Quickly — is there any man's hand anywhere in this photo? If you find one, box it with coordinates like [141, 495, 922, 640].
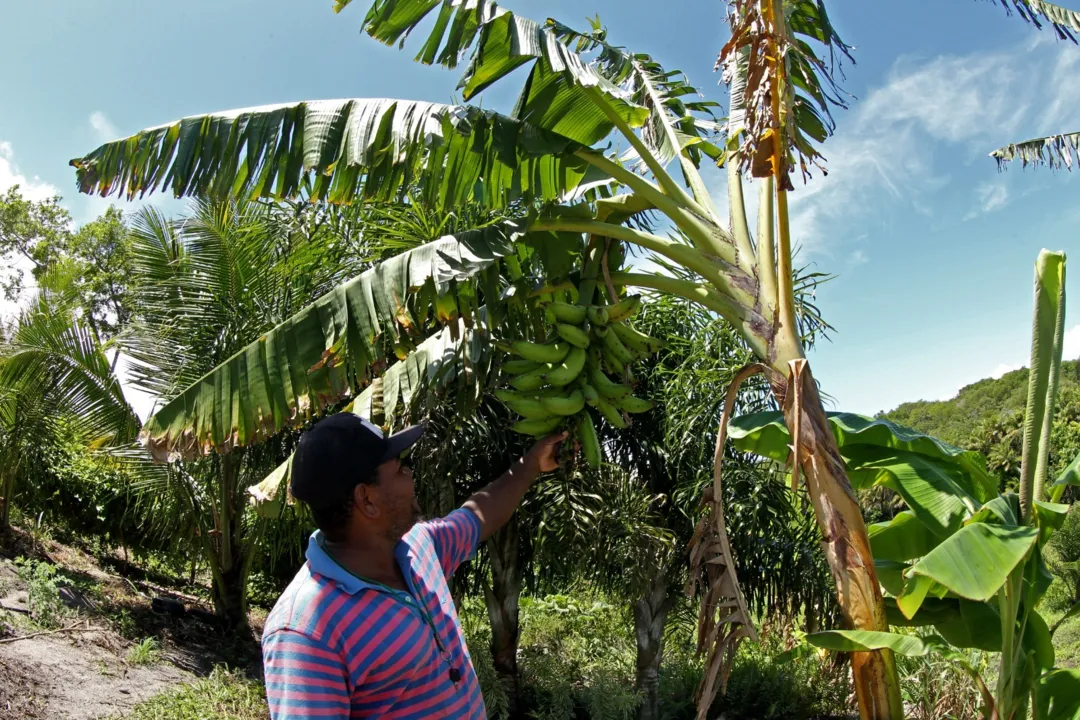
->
[527, 431, 568, 473]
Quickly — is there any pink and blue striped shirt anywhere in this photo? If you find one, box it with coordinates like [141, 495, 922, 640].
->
[262, 508, 485, 719]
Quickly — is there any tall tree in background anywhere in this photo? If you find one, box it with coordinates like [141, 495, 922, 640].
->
[0, 290, 139, 531]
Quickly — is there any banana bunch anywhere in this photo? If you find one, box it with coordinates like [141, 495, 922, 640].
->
[496, 294, 664, 468]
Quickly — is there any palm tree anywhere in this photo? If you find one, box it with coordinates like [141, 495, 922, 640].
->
[117, 198, 369, 629]
[0, 290, 139, 531]
[68, 0, 1080, 712]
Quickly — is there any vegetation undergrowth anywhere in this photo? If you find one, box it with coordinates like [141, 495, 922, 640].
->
[108, 667, 268, 720]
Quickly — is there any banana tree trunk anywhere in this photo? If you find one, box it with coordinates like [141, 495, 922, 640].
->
[634, 569, 672, 720]
[780, 360, 901, 718]
[483, 519, 522, 717]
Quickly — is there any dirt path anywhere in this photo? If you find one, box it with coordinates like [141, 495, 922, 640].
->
[0, 629, 195, 719]
[0, 536, 236, 720]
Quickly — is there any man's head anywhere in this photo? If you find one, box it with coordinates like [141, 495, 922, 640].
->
[290, 414, 425, 544]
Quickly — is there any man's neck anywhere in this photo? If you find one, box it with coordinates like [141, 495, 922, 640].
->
[324, 533, 408, 591]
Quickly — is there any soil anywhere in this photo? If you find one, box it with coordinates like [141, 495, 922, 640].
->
[0, 628, 193, 719]
[0, 527, 264, 719]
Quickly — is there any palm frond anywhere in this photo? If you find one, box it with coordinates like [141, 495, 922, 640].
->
[70, 99, 588, 210]
[139, 222, 518, 461]
[984, 0, 1080, 42]
[991, 130, 1080, 170]
[0, 295, 139, 446]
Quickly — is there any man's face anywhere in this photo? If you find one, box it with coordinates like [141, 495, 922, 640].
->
[372, 456, 422, 541]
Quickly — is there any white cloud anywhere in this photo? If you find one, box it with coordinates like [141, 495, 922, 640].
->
[849, 249, 869, 266]
[1064, 324, 1080, 362]
[1037, 47, 1080, 135]
[786, 41, 1080, 256]
[990, 362, 1022, 379]
[964, 180, 1010, 220]
[0, 141, 57, 202]
[89, 111, 118, 142]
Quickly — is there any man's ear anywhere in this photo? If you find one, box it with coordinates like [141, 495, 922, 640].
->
[353, 483, 381, 520]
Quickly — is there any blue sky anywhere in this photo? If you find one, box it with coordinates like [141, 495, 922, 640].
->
[1, 0, 1077, 419]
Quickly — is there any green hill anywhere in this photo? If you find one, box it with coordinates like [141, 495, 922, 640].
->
[881, 359, 1080, 490]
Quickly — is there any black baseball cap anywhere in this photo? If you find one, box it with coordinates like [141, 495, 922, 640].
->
[290, 413, 424, 507]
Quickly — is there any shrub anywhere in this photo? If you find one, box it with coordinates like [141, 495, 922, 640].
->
[1048, 506, 1080, 613]
[460, 591, 851, 720]
[15, 558, 69, 629]
[895, 647, 988, 720]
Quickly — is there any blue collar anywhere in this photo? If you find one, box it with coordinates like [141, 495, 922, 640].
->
[305, 530, 419, 597]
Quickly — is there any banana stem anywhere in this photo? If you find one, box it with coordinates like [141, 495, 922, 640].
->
[607, 271, 769, 359]
[584, 86, 713, 223]
[773, 189, 803, 365]
[727, 155, 756, 274]
[574, 150, 735, 263]
[576, 239, 604, 306]
[757, 176, 778, 324]
[532, 218, 750, 306]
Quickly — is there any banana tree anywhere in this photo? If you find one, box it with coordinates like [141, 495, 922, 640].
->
[729, 251, 1071, 718]
[68, 0, 901, 713]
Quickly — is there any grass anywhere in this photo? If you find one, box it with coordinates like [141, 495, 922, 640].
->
[111, 667, 267, 720]
[126, 637, 160, 666]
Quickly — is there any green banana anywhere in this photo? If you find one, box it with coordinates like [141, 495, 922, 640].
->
[615, 395, 653, 414]
[510, 364, 552, 391]
[587, 306, 609, 327]
[582, 383, 600, 405]
[511, 340, 569, 364]
[507, 399, 558, 420]
[541, 389, 585, 416]
[611, 322, 664, 355]
[544, 346, 587, 387]
[502, 359, 542, 375]
[549, 302, 588, 325]
[588, 344, 603, 366]
[588, 364, 632, 400]
[606, 295, 641, 323]
[600, 345, 626, 375]
[495, 389, 557, 419]
[592, 325, 609, 338]
[511, 416, 563, 436]
[556, 323, 591, 349]
[592, 393, 627, 429]
[578, 413, 601, 469]
[600, 327, 635, 365]
[494, 388, 526, 402]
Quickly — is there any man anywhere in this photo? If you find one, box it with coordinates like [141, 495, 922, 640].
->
[262, 412, 566, 719]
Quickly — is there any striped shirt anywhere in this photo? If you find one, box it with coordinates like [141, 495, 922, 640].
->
[262, 508, 485, 719]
